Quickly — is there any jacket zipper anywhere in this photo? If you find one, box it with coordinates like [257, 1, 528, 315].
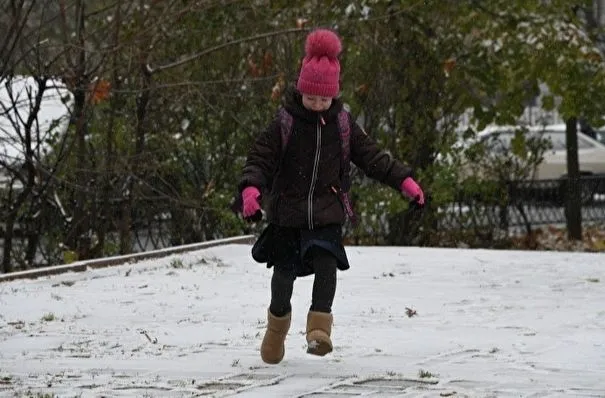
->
[308, 118, 322, 229]
[331, 185, 344, 211]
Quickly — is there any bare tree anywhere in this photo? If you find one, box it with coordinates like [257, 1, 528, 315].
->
[0, 1, 37, 79]
[1, 1, 76, 271]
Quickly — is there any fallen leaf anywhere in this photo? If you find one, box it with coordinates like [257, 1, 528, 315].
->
[405, 307, 417, 318]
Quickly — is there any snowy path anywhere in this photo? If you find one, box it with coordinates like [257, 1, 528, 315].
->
[0, 244, 604, 397]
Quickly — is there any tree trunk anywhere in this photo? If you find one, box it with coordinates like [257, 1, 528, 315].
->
[1, 78, 47, 273]
[64, 0, 91, 259]
[97, 3, 122, 258]
[565, 117, 582, 240]
[120, 2, 152, 254]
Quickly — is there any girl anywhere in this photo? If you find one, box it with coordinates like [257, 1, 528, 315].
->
[235, 28, 424, 364]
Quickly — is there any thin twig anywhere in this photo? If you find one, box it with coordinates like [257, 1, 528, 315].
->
[152, 27, 308, 74]
[139, 329, 158, 344]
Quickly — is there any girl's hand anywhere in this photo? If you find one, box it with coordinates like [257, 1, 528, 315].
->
[242, 186, 262, 220]
[400, 177, 425, 206]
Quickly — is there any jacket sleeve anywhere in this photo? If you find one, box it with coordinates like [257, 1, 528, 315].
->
[350, 120, 413, 190]
[238, 116, 282, 193]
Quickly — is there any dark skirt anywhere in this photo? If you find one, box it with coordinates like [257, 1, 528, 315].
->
[251, 223, 350, 277]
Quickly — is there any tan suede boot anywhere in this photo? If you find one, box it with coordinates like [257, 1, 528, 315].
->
[306, 311, 333, 356]
[260, 310, 291, 364]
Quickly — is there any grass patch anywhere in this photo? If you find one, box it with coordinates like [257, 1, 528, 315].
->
[418, 369, 437, 378]
[41, 313, 56, 322]
[24, 391, 54, 398]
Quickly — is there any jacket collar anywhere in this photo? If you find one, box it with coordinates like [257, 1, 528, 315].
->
[282, 85, 343, 124]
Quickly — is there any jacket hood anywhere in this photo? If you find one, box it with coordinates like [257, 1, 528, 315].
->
[282, 84, 344, 124]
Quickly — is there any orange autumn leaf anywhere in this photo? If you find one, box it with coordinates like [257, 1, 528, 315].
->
[296, 18, 309, 29]
[90, 80, 111, 104]
[443, 58, 457, 78]
[248, 57, 261, 77]
[584, 51, 602, 63]
[263, 51, 273, 71]
[443, 58, 456, 74]
[270, 74, 285, 102]
[355, 83, 369, 95]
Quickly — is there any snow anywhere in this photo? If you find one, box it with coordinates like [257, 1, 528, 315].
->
[0, 243, 604, 397]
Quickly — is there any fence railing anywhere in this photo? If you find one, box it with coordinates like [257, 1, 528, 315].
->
[345, 175, 605, 246]
[439, 175, 605, 232]
[0, 199, 234, 271]
[3, 176, 605, 272]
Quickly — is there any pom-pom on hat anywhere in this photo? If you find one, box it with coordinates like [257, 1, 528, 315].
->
[296, 29, 342, 98]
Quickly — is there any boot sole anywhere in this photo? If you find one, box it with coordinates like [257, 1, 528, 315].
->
[307, 340, 333, 356]
[261, 354, 284, 364]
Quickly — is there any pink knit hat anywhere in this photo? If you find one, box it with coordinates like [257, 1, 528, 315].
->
[296, 29, 342, 98]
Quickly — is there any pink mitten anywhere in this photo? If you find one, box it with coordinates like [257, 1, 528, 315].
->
[400, 177, 425, 205]
[242, 186, 261, 218]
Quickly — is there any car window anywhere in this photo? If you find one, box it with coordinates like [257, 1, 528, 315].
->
[480, 131, 514, 153]
[540, 130, 600, 150]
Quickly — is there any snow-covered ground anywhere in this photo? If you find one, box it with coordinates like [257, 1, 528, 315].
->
[0, 243, 604, 397]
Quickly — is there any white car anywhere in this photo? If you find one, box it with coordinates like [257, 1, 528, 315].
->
[473, 124, 605, 180]
[445, 123, 605, 204]
[1, 76, 72, 191]
[596, 129, 605, 146]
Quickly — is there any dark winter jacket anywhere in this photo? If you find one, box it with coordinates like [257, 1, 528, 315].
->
[238, 88, 413, 229]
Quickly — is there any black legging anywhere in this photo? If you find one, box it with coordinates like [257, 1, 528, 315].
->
[269, 246, 337, 317]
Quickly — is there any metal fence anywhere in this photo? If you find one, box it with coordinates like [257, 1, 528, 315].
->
[345, 175, 605, 246]
[3, 176, 605, 270]
[1, 199, 228, 270]
[439, 175, 605, 232]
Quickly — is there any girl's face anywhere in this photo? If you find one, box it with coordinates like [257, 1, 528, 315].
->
[302, 94, 333, 112]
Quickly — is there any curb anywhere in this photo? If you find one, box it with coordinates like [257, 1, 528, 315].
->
[0, 235, 256, 283]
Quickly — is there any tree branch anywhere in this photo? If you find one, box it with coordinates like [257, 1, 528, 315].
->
[152, 27, 308, 74]
[0, 0, 36, 77]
